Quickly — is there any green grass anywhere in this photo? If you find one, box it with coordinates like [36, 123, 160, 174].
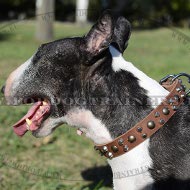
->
[0, 21, 189, 190]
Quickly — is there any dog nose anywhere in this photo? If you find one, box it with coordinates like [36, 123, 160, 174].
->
[1, 85, 5, 94]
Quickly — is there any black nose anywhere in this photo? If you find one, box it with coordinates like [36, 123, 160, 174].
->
[1, 85, 5, 94]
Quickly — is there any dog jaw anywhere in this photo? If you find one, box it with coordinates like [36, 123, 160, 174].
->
[32, 107, 113, 144]
[63, 108, 113, 144]
[32, 117, 65, 137]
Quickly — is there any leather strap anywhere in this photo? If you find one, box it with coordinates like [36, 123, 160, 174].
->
[94, 79, 186, 159]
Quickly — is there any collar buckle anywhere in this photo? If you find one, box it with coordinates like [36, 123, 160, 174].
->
[160, 73, 190, 96]
[159, 74, 175, 85]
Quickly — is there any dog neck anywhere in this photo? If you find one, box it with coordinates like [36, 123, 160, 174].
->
[110, 46, 169, 107]
[107, 46, 169, 190]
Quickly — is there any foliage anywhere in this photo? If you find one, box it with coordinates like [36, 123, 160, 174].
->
[88, 0, 190, 27]
[0, 0, 190, 26]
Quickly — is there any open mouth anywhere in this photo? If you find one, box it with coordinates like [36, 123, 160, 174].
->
[12, 97, 85, 138]
[13, 100, 51, 137]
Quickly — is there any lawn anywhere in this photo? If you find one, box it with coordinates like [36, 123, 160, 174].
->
[0, 20, 189, 190]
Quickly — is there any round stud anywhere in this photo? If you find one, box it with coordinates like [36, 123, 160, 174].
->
[108, 152, 113, 159]
[162, 107, 170, 115]
[128, 135, 136, 143]
[123, 145, 129, 152]
[159, 119, 165, 125]
[147, 121, 155, 129]
[111, 145, 119, 153]
[154, 112, 160, 118]
[142, 133, 147, 139]
[181, 94, 185, 98]
[168, 98, 174, 105]
[136, 127, 142, 132]
[102, 146, 108, 153]
[176, 87, 181, 92]
[172, 105, 177, 111]
[174, 95, 180, 102]
[118, 138, 124, 146]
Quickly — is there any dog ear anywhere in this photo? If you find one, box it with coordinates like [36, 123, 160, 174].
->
[85, 11, 114, 56]
[111, 16, 131, 53]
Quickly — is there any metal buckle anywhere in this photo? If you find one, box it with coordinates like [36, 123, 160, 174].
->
[160, 73, 190, 96]
[159, 74, 175, 85]
[171, 73, 190, 83]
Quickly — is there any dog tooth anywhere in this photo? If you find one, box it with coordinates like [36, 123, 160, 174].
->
[77, 129, 83, 136]
[43, 101, 48, 106]
[26, 118, 32, 126]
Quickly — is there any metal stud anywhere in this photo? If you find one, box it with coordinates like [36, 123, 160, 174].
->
[128, 135, 136, 143]
[111, 145, 119, 153]
[102, 146, 108, 153]
[142, 133, 147, 139]
[136, 127, 142, 132]
[159, 119, 165, 125]
[181, 94, 185, 98]
[123, 145, 129, 152]
[162, 107, 170, 115]
[168, 98, 174, 105]
[176, 87, 181, 92]
[154, 112, 160, 118]
[172, 105, 177, 111]
[108, 152, 113, 159]
[118, 138, 124, 146]
[174, 95, 180, 102]
[147, 121, 155, 129]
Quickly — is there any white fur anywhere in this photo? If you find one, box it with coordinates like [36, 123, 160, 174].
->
[5, 57, 33, 102]
[110, 46, 169, 108]
[108, 140, 153, 190]
[62, 108, 112, 144]
[5, 57, 32, 104]
[11, 57, 32, 88]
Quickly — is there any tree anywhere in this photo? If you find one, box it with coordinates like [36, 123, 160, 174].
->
[76, 0, 89, 23]
[35, 0, 55, 42]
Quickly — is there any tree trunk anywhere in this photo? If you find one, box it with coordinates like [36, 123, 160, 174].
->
[36, 0, 55, 42]
[76, 0, 89, 23]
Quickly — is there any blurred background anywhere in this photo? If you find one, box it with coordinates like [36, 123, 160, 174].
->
[0, 0, 189, 190]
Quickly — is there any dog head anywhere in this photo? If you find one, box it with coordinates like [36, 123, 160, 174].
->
[2, 12, 147, 145]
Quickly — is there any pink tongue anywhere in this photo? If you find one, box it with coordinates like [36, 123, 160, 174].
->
[13, 101, 50, 137]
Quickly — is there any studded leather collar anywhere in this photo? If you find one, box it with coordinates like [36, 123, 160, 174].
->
[94, 74, 190, 159]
